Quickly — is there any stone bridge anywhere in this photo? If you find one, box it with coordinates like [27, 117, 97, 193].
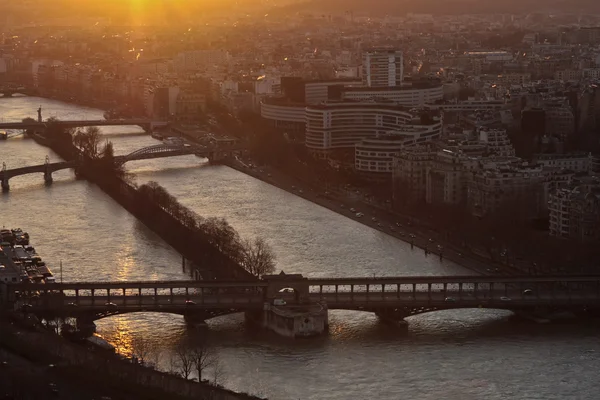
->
[0, 119, 168, 132]
[0, 143, 246, 191]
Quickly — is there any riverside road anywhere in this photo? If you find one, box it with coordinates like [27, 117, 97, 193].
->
[1, 96, 600, 400]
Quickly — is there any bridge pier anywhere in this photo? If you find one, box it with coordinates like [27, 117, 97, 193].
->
[44, 170, 53, 185]
[184, 312, 208, 328]
[1, 177, 9, 192]
[76, 317, 97, 337]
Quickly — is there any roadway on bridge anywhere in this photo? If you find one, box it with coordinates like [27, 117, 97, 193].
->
[23, 289, 598, 316]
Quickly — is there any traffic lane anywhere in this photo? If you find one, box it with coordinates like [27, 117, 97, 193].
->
[29, 294, 265, 308]
[31, 291, 594, 311]
[314, 291, 595, 305]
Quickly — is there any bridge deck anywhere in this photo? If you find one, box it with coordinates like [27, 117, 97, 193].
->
[9, 275, 600, 320]
[1, 144, 245, 180]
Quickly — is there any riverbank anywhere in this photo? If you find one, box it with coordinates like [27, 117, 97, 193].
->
[223, 158, 514, 277]
[0, 313, 264, 400]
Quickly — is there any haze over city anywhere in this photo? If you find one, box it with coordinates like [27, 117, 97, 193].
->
[0, 1, 599, 399]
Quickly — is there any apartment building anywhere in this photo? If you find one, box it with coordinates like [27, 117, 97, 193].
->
[362, 48, 404, 87]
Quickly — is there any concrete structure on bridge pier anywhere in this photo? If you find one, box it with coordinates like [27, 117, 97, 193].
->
[0, 84, 36, 97]
[0, 143, 246, 191]
[3, 274, 600, 338]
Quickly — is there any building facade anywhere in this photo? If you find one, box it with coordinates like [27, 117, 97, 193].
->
[339, 83, 443, 107]
[304, 102, 436, 158]
[355, 121, 443, 178]
[362, 49, 404, 87]
[549, 179, 600, 242]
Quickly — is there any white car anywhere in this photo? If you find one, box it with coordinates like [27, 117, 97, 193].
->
[444, 297, 457, 302]
[500, 296, 512, 301]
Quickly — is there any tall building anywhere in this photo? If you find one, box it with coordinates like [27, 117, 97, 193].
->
[362, 49, 404, 87]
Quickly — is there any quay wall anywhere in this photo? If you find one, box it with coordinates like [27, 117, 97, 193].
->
[45, 136, 254, 281]
[0, 314, 264, 400]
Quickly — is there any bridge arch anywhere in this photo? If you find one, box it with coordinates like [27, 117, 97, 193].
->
[115, 144, 200, 166]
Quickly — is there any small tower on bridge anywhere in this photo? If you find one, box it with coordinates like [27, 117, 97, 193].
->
[43, 155, 53, 185]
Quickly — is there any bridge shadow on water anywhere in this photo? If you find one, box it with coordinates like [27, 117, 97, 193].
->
[126, 161, 210, 177]
[0, 175, 79, 196]
[150, 309, 600, 353]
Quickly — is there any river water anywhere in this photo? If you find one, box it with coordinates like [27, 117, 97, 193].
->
[1, 96, 599, 400]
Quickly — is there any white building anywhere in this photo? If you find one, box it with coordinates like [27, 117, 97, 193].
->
[304, 102, 434, 157]
[534, 153, 592, 173]
[355, 121, 443, 177]
[339, 82, 443, 107]
[362, 49, 404, 87]
[260, 97, 306, 136]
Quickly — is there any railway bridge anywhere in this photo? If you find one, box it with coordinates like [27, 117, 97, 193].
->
[4, 274, 600, 334]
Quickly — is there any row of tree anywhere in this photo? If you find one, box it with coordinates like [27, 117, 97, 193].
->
[38, 118, 277, 278]
[138, 181, 277, 278]
[128, 336, 224, 386]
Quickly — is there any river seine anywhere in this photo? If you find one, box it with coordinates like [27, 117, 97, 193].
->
[1, 96, 599, 400]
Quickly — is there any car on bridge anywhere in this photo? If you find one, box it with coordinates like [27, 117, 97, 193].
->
[185, 300, 196, 306]
[104, 302, 117, 309]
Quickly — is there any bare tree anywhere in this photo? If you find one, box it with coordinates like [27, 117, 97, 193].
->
[173, 344, 195, 380]
[190, 341, 217, 383]
[211, 357, 226, 386]
[239, 237, 276, 277]
[130, 336, 155, 365]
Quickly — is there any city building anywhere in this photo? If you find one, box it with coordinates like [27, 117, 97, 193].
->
[334, 81, 444, 107]
[467, 163, 546, 217]
[549, 178, 600, 241]
[175, 91, 206, 122]
[362, 48, 404, 87]
[426, 149, 478, 206]
[393, 145, 433, 205]
[478, 128, 515, 157]
[260, 97, 307, 139]
[354, 118, 443, 178]
[280, 77, 362, 105]
[533, 153, 592, 173]
[423, 99, 508, 112]
[304, 102, 438, 159]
